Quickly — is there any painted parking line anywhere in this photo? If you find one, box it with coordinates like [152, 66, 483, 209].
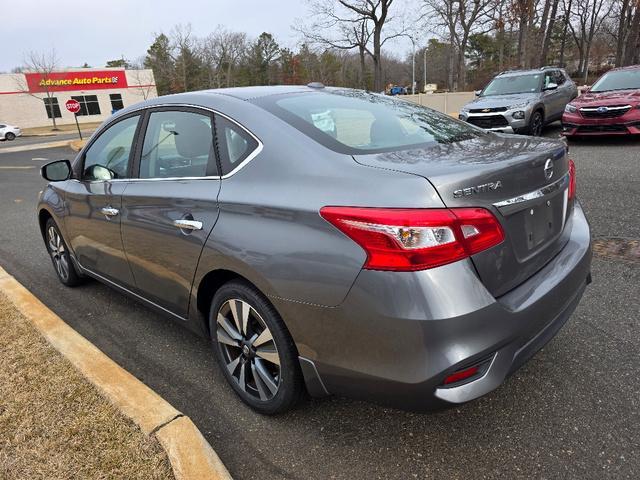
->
[32, 157, 49, 161]
[0, 166, 36, 169]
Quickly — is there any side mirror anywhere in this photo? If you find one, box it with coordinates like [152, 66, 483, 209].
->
[544, 83, 559, 91]
[474, 90, 482, 96]
[41, 160, 72, 182]
[84, 164, 115, 181]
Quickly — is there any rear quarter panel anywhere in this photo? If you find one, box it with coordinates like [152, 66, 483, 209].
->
[190, 96, 444, 314]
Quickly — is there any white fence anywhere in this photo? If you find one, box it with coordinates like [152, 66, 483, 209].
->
[400, 92, 476, 116]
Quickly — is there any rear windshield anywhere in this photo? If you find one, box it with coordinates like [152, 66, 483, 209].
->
[254, 90, 485, 154]
[591, 69, 640, 92]
[482, 74, 542, 96]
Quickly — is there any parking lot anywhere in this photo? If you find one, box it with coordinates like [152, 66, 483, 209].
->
[0, 126, 638, 479]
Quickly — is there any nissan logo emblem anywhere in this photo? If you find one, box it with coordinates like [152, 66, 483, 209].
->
[543, 159, 554, 180]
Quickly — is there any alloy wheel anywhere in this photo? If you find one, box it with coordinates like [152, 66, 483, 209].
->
[215, 298, 281, 401]
[47, 226, 69, 281]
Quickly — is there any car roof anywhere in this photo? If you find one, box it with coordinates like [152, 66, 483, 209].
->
[200, 85, 324, 101]
[497, 67, 563, 77]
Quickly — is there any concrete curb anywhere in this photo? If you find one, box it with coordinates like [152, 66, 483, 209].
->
[69, 139, 87, 152]
[0, 140, 73, 154]
[0, 266, 232, 480]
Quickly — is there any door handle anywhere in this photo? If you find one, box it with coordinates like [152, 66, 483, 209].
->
[173, 219, 203, 231]
[100, 207, 119, 217]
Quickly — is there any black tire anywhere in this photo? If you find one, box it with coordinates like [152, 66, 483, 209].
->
[4, 132, 15, 141]
[44, 218, 82, 287]
[209, 280, 304, 414]
[527, 110, 544, 136]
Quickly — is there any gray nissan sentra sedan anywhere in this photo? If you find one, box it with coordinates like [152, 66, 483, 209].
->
[38, 85, 592, 414]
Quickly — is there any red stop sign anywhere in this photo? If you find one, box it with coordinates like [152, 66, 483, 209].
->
[65, 99, 81, 114]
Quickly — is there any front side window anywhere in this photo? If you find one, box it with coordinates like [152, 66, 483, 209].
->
[256, 90, 484, 155]
[553, 70, 566, 85]
[591, 69, 640, 92]
[44, 97, 62, 119]
[482, 74, 542, 96]
[215, 115, 259, 175]
[83, 115, 140, 180]
[71, 95, 101, 116]
[139, 110, 216, 179]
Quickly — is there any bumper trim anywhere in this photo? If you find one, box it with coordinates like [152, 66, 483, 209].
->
[435, 279, 587, 404]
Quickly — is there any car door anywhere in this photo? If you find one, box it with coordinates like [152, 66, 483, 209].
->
[64, 113, 142, 286]
[555, 70, 577, 106]
[120, 107, 221, 317]
[542, 71, 564, 120]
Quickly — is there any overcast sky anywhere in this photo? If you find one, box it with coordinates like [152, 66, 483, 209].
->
[1, 0, 415, 72]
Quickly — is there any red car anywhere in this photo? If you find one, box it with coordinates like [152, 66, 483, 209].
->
[562, 65, 640, 137]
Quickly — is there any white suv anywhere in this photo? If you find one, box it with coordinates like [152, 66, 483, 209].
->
[0, 124, 22, 141]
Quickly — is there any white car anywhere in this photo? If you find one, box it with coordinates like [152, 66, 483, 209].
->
[0, 123, 22, 141]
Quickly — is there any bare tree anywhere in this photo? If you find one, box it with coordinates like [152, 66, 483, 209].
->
[16, 50, 61, 130]
[128, 67, 155, 100]
[296, 0, 372, 88]
[425, 0, 496, 90]
[298, 0, 405, 91]
[567, 0, 610, 82]
[538, 0, 561, 66]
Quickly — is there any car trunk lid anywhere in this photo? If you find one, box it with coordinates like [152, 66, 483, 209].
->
[353, 133, 572, 297]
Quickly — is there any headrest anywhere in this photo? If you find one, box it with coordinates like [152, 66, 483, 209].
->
[174, 117, 212, 159]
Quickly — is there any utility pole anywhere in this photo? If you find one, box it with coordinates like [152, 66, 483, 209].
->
[411, 37, 416, 95]
[423, 47, 427, 92]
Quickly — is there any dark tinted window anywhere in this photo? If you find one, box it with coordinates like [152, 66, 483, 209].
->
[256, 90, 484, 155]
[139, 110, 217, 179]
[71, 95, 101, 116]
[591, 69, 640, 92]
[44, 97, 62, 119]
[110, 93, 124, 112]
[83, 115, 139, 180]
[215, 115, 259, 175]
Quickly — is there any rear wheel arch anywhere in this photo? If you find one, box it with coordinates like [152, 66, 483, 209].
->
[196, 269, 275, 331]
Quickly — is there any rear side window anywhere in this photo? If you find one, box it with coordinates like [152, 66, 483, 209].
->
[139, 110, 217, 179]
[215, 115, 259, 176]
[83, 115, 140, 180]
[255, 90, 484, 155]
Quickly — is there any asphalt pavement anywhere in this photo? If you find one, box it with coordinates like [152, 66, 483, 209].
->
[0, 130, 638, 479]
[0, 132, 88, 150]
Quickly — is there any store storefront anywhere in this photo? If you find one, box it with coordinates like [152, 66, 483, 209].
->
[0, 68, 157, 128]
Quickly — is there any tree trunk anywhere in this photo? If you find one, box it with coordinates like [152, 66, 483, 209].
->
[540, 0, 560, 66]
[559, 0, 572, 67]
[624, 7, 640, 66]
[359, 45, 367, 90]
[517, 10, 528, 68]
[457, 46, 466, 90]
[616, 0, 631, 66]
[372, 27, 383, 92]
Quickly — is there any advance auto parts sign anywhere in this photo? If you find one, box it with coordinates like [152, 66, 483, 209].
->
[25, 70, 128, 93]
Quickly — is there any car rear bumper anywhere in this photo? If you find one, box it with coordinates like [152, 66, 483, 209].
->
[276, 202, 592, 410]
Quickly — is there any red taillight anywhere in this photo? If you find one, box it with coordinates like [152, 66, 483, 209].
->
[319, 206, 505, 271]
[568, 158, 576, 200]
[443, 365, 480, 385]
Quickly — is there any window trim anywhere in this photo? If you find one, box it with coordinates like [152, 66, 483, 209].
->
[76, 112, 144, 182]
[133, 106, 219, 180]
[74, 103, 263, 183]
